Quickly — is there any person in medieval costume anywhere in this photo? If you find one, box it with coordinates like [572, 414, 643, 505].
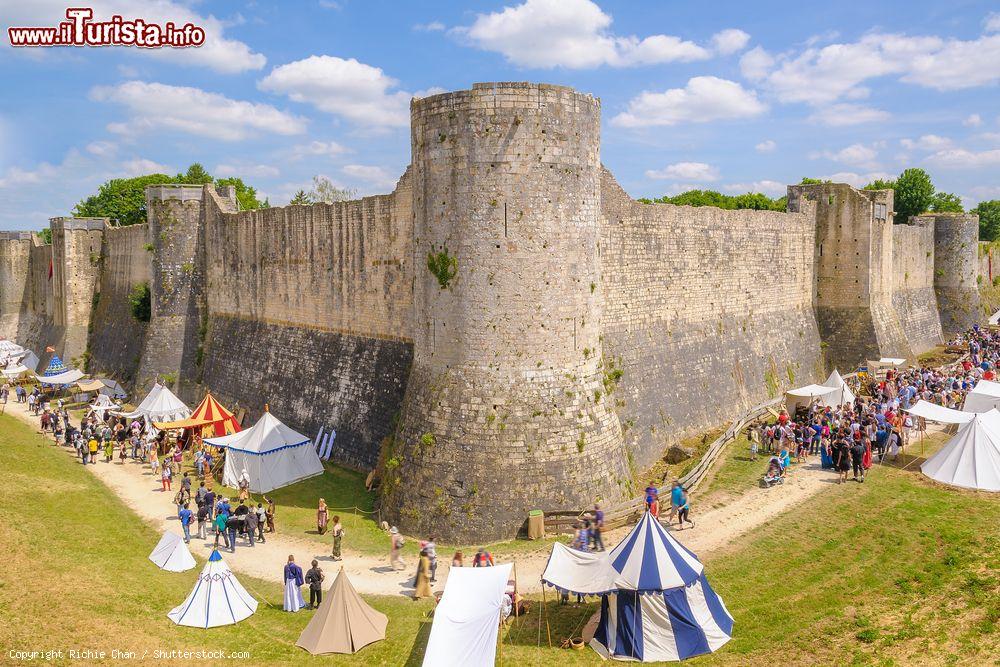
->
[238, 469, 251, 502]
[316, 498, 328, 535]
[283, 555, 305, 612]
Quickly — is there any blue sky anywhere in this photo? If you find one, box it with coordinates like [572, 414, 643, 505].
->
[1, 0, 999, 230]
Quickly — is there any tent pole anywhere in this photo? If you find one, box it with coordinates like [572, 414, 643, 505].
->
[498, 607, 504, 666]
[541, 582, 552, 648]
[513, 561, 519, 618]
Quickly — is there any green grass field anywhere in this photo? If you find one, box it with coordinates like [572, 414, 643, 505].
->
[1, 412, 996, 665]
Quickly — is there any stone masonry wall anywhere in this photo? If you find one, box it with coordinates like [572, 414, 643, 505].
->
[891, 219, 942, 354]
[600, 169, 823, 470]
[788, 183, 910, 370]
[199, 176, 414, 470]
[88, 223, 151, 384]
[928, 213, 982, 336]
[0, 232, 33, 341]
[388, 83, 630, 542]
[49, 217, 105, 365]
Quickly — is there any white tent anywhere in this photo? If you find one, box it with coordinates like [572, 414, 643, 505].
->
[148, 531, 196, 572]
[87, 393, 119, 419]
[0, 339, 25, 365]
[2, 362, 32, 379]
[962, 379, 1000, 413]
[906, 400, 975, 424]
[921, 410, 1000, 492]
[879, 357, 907, 366]
[205, 410, 324, 493]
[34, 368, 85, 385]
[422, 563, 513, 667]
[990, 310, 1000, 326]
[19, 350, 39, 372]
[823, 369, 856, 405]
[167, 549, 257, 628]
[542, 512, 732, 662]
[116, 383, 190, 423]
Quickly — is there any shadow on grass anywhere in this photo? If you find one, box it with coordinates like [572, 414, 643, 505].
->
[503, 598, 599, 648]
[403, 616, 434, 667]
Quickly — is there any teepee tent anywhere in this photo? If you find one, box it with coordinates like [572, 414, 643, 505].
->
[422, 562, 513, 667]
[543, 512, 733, 662]
[205, 409, 324, 493]
[148, 531, 196, 572]
[117, 383, 191, 423]
[154, 392, 241, 437]
[296, 568, 388, 655]
[921, 410, 1000, 492]
[823, 369, 856, 406]
[167, 549, 257, 628]
[41, 354, 67, 376]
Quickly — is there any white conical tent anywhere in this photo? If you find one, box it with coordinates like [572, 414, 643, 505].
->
[823, 369, 856, 405]
[921, 411, 1000, 492]
[148, 531, 196, 572]
[116, 383, 190, 423]
[205, 410, 324, 493]
[167, 549, 257, 628]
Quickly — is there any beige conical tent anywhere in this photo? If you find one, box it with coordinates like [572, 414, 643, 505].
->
[296, 568, 388, 655]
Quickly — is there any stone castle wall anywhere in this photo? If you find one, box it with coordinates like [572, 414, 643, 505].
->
[88, 223, 151, 384]
[600, 170, 823, 470]
[891, 219, 942, 354]
[199, 176, 415, 470]
[0, 80, 984, 541]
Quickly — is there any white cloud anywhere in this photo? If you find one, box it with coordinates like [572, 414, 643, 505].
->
[612, 77, 767, 128]
[722, 180, 786, 197]
[926, 148, 1000, 168]
[900, 134, 952, 151]
[2, 1, 265, 73]
[711, 29, 750, 55]
[645, 162, 719, 181]
[963, 113, 983, 127]
[214, 163, 280, 179]
[810, 143, 880, 168]
[755, 139, 777, 153]
[341, 164, 397, 190]
[744, 29, 1000, 107]
[85, 141, 117, 157]
[415, 21, 445, 31]
[90, 81, 307, 141]
[319, 0, 342, 9]
[807, 103, 890, 126]
[987, 13, 1000, 33]
[120, 158, 172, 176]
[455, 0, 745, 68]
[259, 56, 412, 128]
[289, 141, 350, 160]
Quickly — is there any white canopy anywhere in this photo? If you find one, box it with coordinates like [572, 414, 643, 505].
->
[87, 394, 119, 418]
[34, 368, 85, 385]
[990, 310, 1000, 326]
[906, 400, 974, 424]
[422, 563, 513, 667]
[205, 410, 324, 493]
[921, 410, 1000, 492]
[962, 379, 1000, 413]
[784, 381, 854, 415]
[148, 531, 196, 572]
[167, 549, 257, 627]
[0, 339, 25, 364]
[116, 383, 190, 423]
[2, 362, 32, 379]
[19, 350, 39, 372]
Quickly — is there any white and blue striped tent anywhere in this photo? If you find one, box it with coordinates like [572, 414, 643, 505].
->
[542, 512, 733, 662]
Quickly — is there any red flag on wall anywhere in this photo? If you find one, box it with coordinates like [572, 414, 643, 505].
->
[48, 258, 53, 280]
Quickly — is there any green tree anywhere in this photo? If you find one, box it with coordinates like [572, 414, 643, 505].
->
[177, 163, 213, 185]
[863, 178, 896, 191]
[37, 228, 52, 244]
[289, 189, 313, 206]
[646, 189, 785, 211]
[929, 191, 964, 213]
[74, 173, 174, 226]
[308, 175, 357, 203]
[893, 168, 935, 224]
[215, 177, 266, 210]
[800, 177, 831, 185]
[974, 200, 1000, 242]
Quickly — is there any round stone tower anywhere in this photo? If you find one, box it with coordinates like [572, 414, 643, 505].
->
[932, 213, 981, 335]
[385, 82, 629, 542]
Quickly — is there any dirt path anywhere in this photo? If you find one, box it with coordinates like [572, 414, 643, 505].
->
[5, 398, 890, 597]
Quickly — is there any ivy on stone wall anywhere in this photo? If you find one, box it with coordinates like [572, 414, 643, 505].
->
[127, 282, 151, 323]
[427, 246, 458, 289]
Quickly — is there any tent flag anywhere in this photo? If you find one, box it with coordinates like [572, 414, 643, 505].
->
[422, 563, 513, 667]
[148, 531, 196, 572]
[314, 427, 325, 454]
[921, 411, 1000, 492]
[296, 568, 388, 655]
[167, 549, 257, 628]
[205, 410, 324, 493]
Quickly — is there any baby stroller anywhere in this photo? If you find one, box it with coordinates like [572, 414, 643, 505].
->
[761, 457, 785, 487]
